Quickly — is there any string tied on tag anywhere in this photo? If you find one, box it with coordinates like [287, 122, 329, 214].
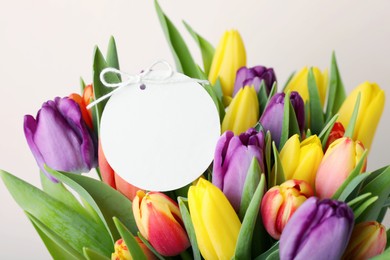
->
[87, 60, 209, 109]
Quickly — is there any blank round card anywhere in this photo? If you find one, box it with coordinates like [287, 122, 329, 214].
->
[100, 69, 221, 191]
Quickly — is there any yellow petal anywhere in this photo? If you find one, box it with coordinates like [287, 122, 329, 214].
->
[280, 134, 301, 180]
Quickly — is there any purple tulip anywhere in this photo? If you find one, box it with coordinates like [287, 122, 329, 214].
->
[259, 92, 304, 148]
[212, 128, 264, 211]
[233, 65, 276, 96]
[279, 197, 354, 260]
[24, 97, 97, 181]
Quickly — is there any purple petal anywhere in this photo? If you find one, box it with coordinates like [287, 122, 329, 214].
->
[212, 131, 235, 189]
[290, 91, 305, 133]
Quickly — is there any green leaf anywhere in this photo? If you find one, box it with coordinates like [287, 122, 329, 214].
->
[279, 93, 291, 150]
[347, 192, 372, 208]
[212, 78, 224, 102]
[178, 197, 201, 260]
[332, 150, 367, 200]
[92, 46, 120, 132]
[80, 77, 86, 92]
[183, 21, 215, 76]
[270, 142, 285, 187]
[325, 52, 346, 120]
[47, 168, 138, 240]
[254, 242, 279, 260]
[154, 0, 202, 79]
[357, 166, 390, 222]
[203, 83, 225, 122]
[318, 114, 338, 150]
[26, 212, 85, 260]
[239, 158, 262, 220]
[0, 170, 112, 256]
[283, 71, 295, 90]
[113, 217, 147, 260]
[337, 172, 370, 202]
[370, 246, 390, 260]
[137, 232, 166, 260]
[40, 172, 91, 220]
[344, 93, 361, 138]
[106, 36, 120, 71]
[353, 196, 378, 220]
[83, 247, 111, 260]
[307, 67, 324, 134]
[265, 131, 272, 182]
[234, 174, 266, 260]
[258, 80, 268, 115]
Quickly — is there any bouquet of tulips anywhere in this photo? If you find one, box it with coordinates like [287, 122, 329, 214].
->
[2, 1, 390, 259]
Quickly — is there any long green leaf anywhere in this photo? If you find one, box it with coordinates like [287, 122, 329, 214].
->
[318, 114, 338, 150]
[325, 52, 346, 119]
[337, 172, 370, 202]
[234, 174, 266, 260]
[254, 242, 279, 260]
[178, 197, 201, 260]
[183, 21, 215, 76]
[26, 212, 85, 260]
[154, 0, 202, 79]
[353, 196, 378, 220]
[113, 217, 147, 260]
[347, 192, 372, 208]
[344, 93, 361, 138]
[203, 83, 225, 122]
[137, 232, 166, 260]
[83, 248, 111, 260]
[106, 36, 120, 70]
[239, 158, 262, 220]
[265, 131, 272, 182]
[307, 67, 324, 134]
[270, 142, 285, 187]
[47, 168, 138, 240]
[0, 170, 112, 256]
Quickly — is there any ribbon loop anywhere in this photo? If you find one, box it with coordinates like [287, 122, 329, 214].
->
[87, 60, 208, 110]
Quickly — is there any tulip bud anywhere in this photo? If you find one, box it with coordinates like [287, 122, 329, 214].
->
[132, 191, 190, 256]
[338, 82, 385, 150]
[222, 86, 259, 135]
[280, 134, 323, 188]
[261, 179, 313, 239]
[259, 92, 305, 148]
[98, 140, 141, 201]
[343, 221, 387, 260]
[284, 66, 328, 106]
[69, 84, 94, 129]
[325, 122, 345, 151]
[315, 137, 366, 199]
[188, 178, 241, 260]
[280, 197, 354, 260]
[111, 237, 156, 260]
[213, 128, 264, 211]
[208, 30, 246, 97]
[233, 65, 276, 96]
[24, 97, 97, 182]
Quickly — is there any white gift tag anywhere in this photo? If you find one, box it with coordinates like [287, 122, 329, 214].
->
[100, 69, 221, 191]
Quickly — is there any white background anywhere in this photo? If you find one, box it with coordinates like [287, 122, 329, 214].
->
[1, 0, 389, 258]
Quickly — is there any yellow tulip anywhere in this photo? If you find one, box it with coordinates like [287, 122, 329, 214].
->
[221, 86, 259, 135]
[208, 30, 246, 98]
[284, 67, 328, 106]
[188, 178, 241, 260]
[280, 134, 324, 189]
[337, 82, 385, 150]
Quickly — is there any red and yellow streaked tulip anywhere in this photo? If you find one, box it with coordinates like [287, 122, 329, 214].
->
[222, 86, 259, 135]
[325, 121, 345, 151]
[279, 134, 323, 189]
[315, 137, 366, 199]
[132, 191, 190, 256]
[260, 179, 313, 239]
[208, 30, 246, 98]
[338, 82, 385, 150]
[111, 237, 156, 260]
[284, 66, 328, 106]
[343, 221, 387, 260]
[188, 178, 241, 260]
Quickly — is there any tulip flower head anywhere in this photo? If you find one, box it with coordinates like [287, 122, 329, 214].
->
[233, 65, 276, 96]
[222, 86, 259, 135]
[261, 179, 314, 239]
[324, 121, 345, 151]
[279, 197, 354, 260]
[259, 92, 305, 148]
[284, 66, 328, 106]
[343, 221, 387, 260]
[213, 128, 264, 211]
[280, 134, 323, 188]
[24, 97, 98, 182]
[315, 137, 366, 199]
[188, 178, 241, 260]
[208, 30, 246, 98]
[132, 191, 190, 256]
[338, 82, 385, 150]
[111, 237, 156, 260]
[69, 84, 94, 129]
